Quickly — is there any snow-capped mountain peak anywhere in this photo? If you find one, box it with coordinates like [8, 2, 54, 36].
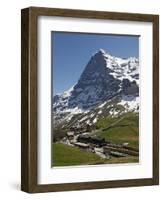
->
[53, 49, 139, 128]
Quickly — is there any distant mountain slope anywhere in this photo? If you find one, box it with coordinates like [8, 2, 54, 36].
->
[53, 49, 139, 128]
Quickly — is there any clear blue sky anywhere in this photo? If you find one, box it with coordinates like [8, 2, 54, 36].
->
[52, 32, 139, 95]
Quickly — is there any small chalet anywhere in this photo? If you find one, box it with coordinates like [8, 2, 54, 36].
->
[66, 131, 74, 140]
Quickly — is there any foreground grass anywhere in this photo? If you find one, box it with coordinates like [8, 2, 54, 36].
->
[52, 143, 104, 166]
[103, 156, 139, 164]
[52, 143, 139, 167]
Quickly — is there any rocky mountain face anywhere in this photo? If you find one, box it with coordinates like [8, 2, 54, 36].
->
[53, 49, 139, 128]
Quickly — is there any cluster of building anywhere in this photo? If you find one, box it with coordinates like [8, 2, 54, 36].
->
[60, 130, 139, 159]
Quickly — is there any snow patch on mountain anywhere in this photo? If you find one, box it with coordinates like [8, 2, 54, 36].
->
[117, 95, 139, 112]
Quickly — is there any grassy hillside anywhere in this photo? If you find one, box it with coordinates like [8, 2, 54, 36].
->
[96, 112, 139, 148]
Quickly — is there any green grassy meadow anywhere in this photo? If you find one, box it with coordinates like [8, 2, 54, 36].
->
[52, 143, 104, 166]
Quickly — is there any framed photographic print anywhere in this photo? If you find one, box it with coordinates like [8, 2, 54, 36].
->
[21, 7, 159, 193]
